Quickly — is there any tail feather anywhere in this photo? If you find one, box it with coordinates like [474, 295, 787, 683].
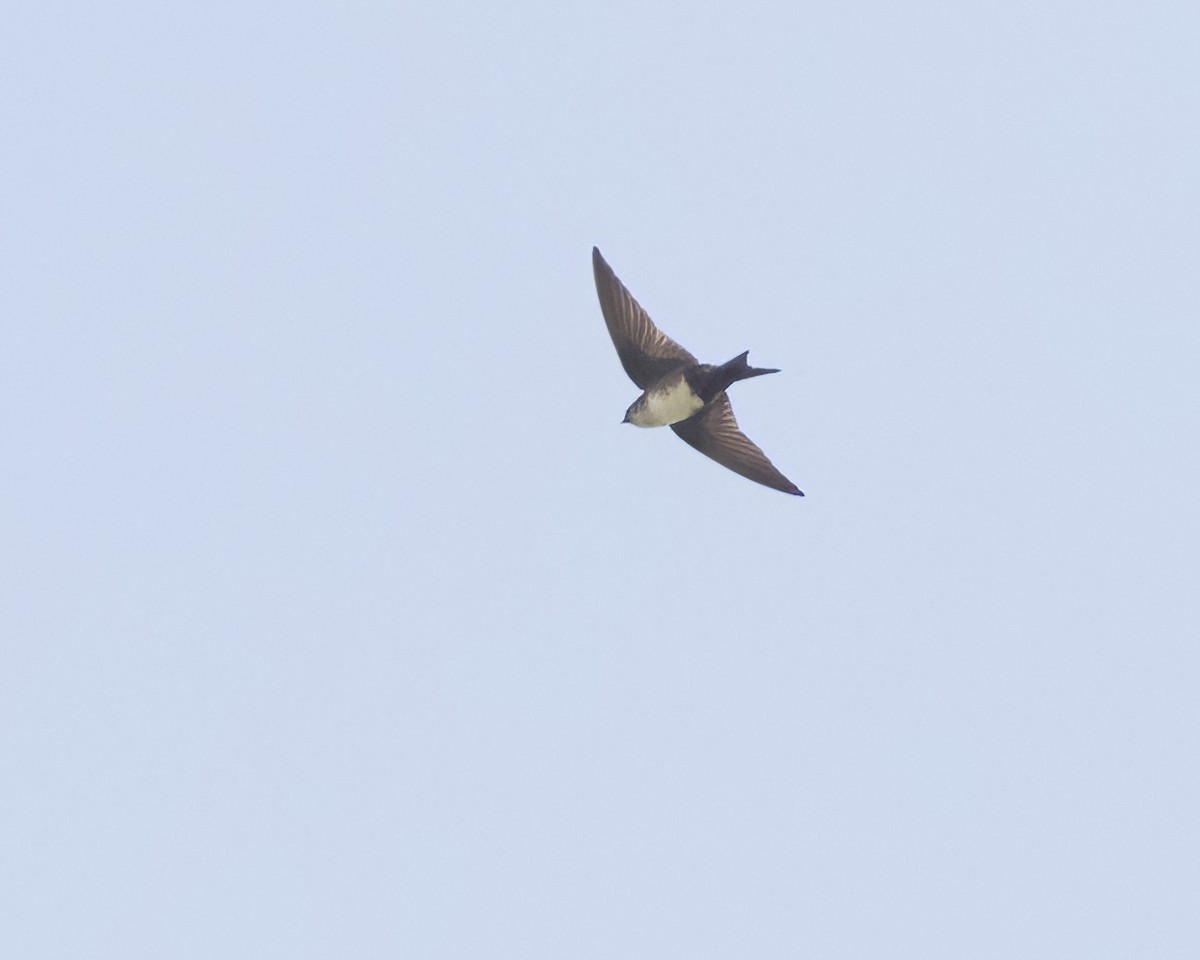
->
[719, 350, 779, 383]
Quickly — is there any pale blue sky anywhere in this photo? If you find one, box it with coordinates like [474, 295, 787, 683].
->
[3, 2, 1198, 957]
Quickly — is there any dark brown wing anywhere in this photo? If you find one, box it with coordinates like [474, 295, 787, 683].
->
[592, 247, 696, 389]
[671, 393, 803, 495]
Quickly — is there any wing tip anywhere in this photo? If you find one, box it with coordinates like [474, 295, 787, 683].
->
[776, 478, 804, 496]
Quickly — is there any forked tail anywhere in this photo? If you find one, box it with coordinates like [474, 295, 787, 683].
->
[717, 350, 780, 386]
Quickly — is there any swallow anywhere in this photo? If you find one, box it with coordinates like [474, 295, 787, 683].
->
[592, 247, 803, 496]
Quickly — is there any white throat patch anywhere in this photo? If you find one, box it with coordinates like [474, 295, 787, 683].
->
[628, 377, 704, 427]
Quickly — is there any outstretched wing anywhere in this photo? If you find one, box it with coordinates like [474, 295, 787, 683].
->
[592, 247, 696, 389]
[671, 393, 803, 496]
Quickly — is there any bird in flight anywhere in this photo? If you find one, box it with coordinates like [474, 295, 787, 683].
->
[592, 247, 803, 496]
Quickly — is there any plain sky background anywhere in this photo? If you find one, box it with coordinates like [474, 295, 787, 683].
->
[3, 1, 1198, 957]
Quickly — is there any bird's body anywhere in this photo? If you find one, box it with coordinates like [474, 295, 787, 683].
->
[592, 247, 803, 496]
[624, 370, 705, 427]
